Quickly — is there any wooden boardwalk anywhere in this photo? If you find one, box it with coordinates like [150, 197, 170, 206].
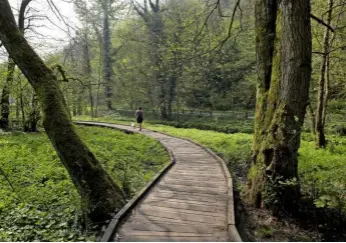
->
[75, 122, 241, 242]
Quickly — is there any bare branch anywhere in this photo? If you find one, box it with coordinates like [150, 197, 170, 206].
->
[310, 13, 335, 32]
[18, 0, 33, 31]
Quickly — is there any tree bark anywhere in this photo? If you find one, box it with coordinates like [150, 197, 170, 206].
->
[0, 0, 125, 222]
[0, 58, 15, 130]
[315, 0, 333, 148]
[247, 0, 312, 214]
[102, 1, 115, 111]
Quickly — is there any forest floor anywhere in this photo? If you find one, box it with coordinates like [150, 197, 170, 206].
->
[0, 126, 169, 241]
[75, 116, 346, 241]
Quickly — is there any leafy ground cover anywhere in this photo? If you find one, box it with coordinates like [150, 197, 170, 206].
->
[0, 126, 168, 241]
[76, 116, 346, 241]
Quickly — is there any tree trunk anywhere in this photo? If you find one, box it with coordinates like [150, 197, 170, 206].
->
[0, 58, 15, 130]
[77, 87, 85, 116]
[135, 0, 168, 119]
[315, 0, 333, 148]
[102, 1, 114, 111]
[25, 92, 40, 132]
[0, 0, 125, 222]
[307, 101, 316, 135]
[322, 53, 330, 127]
[82, 31, 94, 117]
[247, 0, 312, 214]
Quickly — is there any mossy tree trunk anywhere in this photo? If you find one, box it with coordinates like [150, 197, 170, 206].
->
[315, 0, 333, 148]
[102, 0, 115, 111]
[0, 0, 125, 222]
[247, 0, 312, 214]
[0, 58, 15, 130]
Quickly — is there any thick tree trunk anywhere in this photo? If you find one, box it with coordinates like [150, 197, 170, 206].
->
[0, 58, 15, 130]
[315, 0, 333, 148]
[248, 0, 311, 214]
[102, 2, 114, 111]
[0, 0, 125, 222]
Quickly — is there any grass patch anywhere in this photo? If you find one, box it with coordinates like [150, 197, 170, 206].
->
[0, 126, 169, 241]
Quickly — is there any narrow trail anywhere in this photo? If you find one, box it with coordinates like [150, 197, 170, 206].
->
[75, 121, 241, 242]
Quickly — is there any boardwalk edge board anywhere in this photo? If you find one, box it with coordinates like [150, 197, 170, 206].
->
[74, 121, 242, 242]
[74, 121, 176, 242]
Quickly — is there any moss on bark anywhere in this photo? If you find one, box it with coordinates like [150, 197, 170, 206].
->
[247, 0, 312, 214]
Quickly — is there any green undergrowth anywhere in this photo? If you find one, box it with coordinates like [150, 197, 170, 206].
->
[0, 126, 168, 241]
[75, 116, 346, 217]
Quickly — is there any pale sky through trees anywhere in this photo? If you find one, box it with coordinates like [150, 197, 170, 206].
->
[0, 0, 78, 60]
[1, 0, 140, 61]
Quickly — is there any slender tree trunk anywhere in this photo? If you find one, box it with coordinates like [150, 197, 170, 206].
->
[77, 87, 85, 116]
[19, 79, 26, 128]
[315, 0, 333, 148]
[307, 101, 316, 135]
[27, 92, 40, 132]
[82, 32, 94, 117]
[0, 58, 15, 130]
[0, 0, 125, 222]
[247, 0, 312, 214]
[322, 53, 330, 127]
[102, 2, 114, 111]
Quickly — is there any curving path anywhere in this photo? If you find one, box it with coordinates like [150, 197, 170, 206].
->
[75, 121, 241, 242]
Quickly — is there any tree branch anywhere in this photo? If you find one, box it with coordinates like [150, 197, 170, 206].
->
[310, 13, 335, 32]
[18, 0, 33, 31]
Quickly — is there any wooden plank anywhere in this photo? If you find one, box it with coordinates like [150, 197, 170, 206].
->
[120, 220, 215, 233]
[118, 235, 226, 242]
[156, 184, 227, 195]
[143, 196, 227, 207]
[161, 179, 226, 188]
[159, 181, 226, 191]
[141, 199, 225, 213]
[135, 207, 226, 226]
[119, 231, 213, 237]
[138, 204, 226, 218]
[151, 189, 227, 202]
[124, 215, 214, 227]
[170, 169, 222, 175]
[164, 174, 224, 182]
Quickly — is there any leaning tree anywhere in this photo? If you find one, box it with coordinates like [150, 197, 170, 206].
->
[0, 0, 125, 222]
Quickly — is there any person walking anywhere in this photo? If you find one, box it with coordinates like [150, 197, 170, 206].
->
[135, 107, 144, 131]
